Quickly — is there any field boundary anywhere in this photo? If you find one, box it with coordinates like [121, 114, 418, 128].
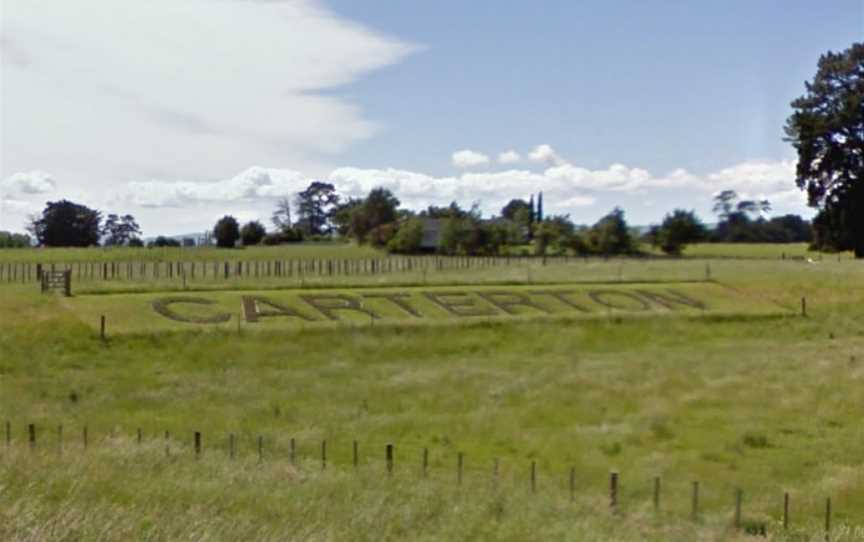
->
[2, 421, 854, 538]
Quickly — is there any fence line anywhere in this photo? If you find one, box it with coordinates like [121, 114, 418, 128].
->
[2, 421, 845, 537]
[0, 255, 605, 284]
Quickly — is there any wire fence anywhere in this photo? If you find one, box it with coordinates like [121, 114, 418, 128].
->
[2, 421, 852, 538]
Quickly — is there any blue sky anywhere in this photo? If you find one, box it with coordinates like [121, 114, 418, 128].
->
[327, 0, 861, 174]
[1, 0, 862, 234]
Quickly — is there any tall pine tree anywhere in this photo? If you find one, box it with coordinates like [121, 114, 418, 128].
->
[537, 192, 544, 222]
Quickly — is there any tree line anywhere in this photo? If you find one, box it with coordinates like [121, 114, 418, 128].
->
[0, 187, 823, 257]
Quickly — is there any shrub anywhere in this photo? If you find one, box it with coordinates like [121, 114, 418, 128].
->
[262, 229, 304, 246]
[387, 219, 424, 253]
[741, 432, 770, 449]
[213, 216, 240, 248]
[240, 221, 266, 246]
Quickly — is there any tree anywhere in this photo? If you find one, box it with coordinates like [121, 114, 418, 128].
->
[102, 213, 141, 246]
[536, 191, 544, 222]
[785, 42, 864, 256]
[420, 202, 470, 219]
[500, 199, 531, 221]
[363, 188, 400, 229]
[345, 188, 401, 244]
[213, 216, 240, 248]
[240, 220, 266, 246]
[331, 198, 364, 237]
[295, 181, 339, 236]
[736, 199, 771, 219]
[534, 214, 575, 256]
[271, 197, 293, 233]
[712, 190, 738, 220]
[148, 236, 180, 248]
[0, 231, 31, 248]
[28, 200, 102, 247]
[587, 207, 634, 255]
[653, 209, 707, 255]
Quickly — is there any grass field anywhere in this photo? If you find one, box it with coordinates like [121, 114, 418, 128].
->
[0, 242, 379, 264]
[1, 252, 863, 540]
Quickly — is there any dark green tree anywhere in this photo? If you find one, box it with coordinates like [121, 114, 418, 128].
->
[587, 207, 633, 255]
[387, 218, 424, 253]
[500, 199, 531, 221]
[331, 198, 364, 237]
[653, 209, 707, 255]
[240, 220, 266, 246]
[149, 236, 180, 248]
[353, 188, 400, 244]
[102, 213, 141, 246]
[28, 200, 102, 247]
[785, 42, 864, 256]
[536, 191, 544, 222]
[295, 181, 339, 236]
[213, 215, 240, 248]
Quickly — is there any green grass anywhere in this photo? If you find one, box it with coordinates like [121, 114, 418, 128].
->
[680, 242, 845, 259]
[0, 242, 380, 264]
[1, 258, 863, 540]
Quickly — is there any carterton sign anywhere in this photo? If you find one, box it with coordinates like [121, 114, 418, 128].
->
[151, 287, 708, 325]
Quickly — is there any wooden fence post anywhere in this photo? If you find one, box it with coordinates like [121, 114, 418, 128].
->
[194, 431, 201, 458]
[825, 497, 831, 540]
[28, 423, 35, 451]
[83, 426, 88, 450]
[4, 420, 9, 448]
[137, 428, 142, 445]
[530, 461, 536, 493]
[422, 448, 428, 478]
[734, 488, 742, 529]
[290, 438, 296, 465]
[802, 297, 807, 317]
[609, 472, 618, 512]
[784, 492, 790, 530]
[258, 435, 264, 463]
[353, 440, 359, 468]
[569, 467, 576, 503]
[654, 476, 661, 512]
[386, 443, 393, 475]
[457, 452, 463, 485]
[100, 315, 106, 342]
[321, 439, 326, 470]
[165, 431, 170, 457]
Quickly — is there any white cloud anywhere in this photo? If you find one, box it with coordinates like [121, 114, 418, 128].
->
[1, 0, 416, 203]
[1, 171, 56, 194]
[706, 160, 797, 196]
[117, 167, 308, 208]
[451, 149, 490, 169]
[528, 144, 565, 165]
[498, 150, 521, 164]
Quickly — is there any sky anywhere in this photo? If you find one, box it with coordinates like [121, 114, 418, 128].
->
[1, 0, 862, 236]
